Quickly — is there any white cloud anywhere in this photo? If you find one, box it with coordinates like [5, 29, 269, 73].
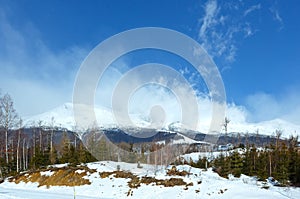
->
[243, 22, 256, 38]
[198, 1, 240, 63]
[270, 6, 284, 30]
[245, 90, 300, 125]
[93, 63, 239, 132]
[197, 1, 262, 64]
[244, 4, 261, 17]
[0, 9, 89, 117]
[245, 92, 281, 122]
[199, 0, 219, 39]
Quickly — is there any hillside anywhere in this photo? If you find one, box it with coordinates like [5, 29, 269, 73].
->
[1, 161, 300, 199]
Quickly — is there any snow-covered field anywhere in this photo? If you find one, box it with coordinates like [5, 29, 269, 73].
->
[182, 148, 247, 162]
[1, 161, 300, 199]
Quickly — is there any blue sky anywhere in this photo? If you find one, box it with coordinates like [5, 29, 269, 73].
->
[0, 0, 299, 125]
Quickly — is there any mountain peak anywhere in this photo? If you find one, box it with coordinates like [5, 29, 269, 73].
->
[24, 103, 300, 138]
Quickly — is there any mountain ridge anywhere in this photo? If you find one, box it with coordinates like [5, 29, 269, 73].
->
[24, 102, 300, 138]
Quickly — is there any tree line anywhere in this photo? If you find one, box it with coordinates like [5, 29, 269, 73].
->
[189, 136, 300, 187]
[0, 92, 96, 179]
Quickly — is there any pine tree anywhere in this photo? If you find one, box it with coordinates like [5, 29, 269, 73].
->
[295, 154, 300, 186]
[30, 146, 50, 168]
[249, 145, 258, 176]
[50, 147, 59, 165]
[287, 136, 299, 185]
[60, 136, 71, 164]
[213, 152, 230, 178]
[78, 143, 88, 163]
[242, 145, 251, 176]
[192, 157, 209, 169]
[273, 142, 289, 184]
[255, 149, 268, 180]
[230, 151, 243, 177]
[68, 145, 78, 165]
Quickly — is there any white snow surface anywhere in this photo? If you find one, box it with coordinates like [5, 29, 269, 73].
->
[24, 103, 300, 138]
[182, 148, 247, 162]
[172, 133, 209, 145]
[40, 170, 54, 177]
[0, 161, 300, 199]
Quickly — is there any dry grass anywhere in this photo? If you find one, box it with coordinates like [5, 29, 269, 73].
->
[99, 170, 192, 189]
[99, 171, 140, 188]
[167, 166, 190, 176]
[8, 165, 192, 191]
[9, 165, 96, 188]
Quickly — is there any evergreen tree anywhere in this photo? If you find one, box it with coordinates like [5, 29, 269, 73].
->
[30, 147, 50, 168]
[230, 151, 243, 177]
[192, 157, 209, 169]
[70, 145, 78, 165]
[60, 132, 72, 163]
[273, 142, 289, 184]
[287, 136, 299, 185]
[213, 152, 230, 178]
[50, 147, 59, 164]
[78, 143, 88, 163]
[255, 149, 269, 180]
[242, 146, 251, 176]
[249, 145, 258, 176]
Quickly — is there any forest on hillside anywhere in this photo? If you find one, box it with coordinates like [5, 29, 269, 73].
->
[187, 137, 300, 187]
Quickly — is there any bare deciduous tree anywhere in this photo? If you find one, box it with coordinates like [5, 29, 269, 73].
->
[50, 117, 55, 154]
[275, 129, 283, 149]
[0, 92, 3, 123]
[0, 92, 2, 179]
[22, 138, 27, 170]
[0, 94, 18, 164]
[38, 120, 43, 152]
[16, 118, 23, 172]
[223, 117, 230, 134]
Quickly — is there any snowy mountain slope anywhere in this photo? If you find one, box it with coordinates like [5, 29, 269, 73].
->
[154, 131, 210, 145]
[172, 133, 210, 145]
[24, 103, 116, 130]
[228, 118, 300, 138]
[24, 103, 152, 130]
[0, 161, 299, 199]
[24, 103, 300, 138]
[24, 103, 76, 129]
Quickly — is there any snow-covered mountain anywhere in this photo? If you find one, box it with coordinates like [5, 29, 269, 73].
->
[24, 103, 300, 138]
[24, 103, 153, 130]
[24, 103, 115, 130]
[227, 119, 300, 138]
